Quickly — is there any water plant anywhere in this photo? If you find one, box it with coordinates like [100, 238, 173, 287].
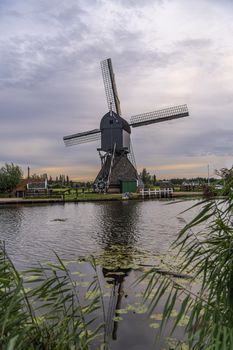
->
[139, 167, 233, 349]
[0, 241, 181, 350]
[0, 246, 105, 350]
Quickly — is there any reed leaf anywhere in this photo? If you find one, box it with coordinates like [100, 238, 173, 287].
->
[141, 168, 233, 349]
[0, 244, 106, 349]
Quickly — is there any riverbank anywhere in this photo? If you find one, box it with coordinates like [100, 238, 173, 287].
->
[0, 191, 202, 205]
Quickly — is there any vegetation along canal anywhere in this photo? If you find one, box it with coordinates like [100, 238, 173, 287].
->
[0, 199, 198, 349]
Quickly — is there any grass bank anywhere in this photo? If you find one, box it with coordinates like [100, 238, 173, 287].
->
[0, 191, 203, 205]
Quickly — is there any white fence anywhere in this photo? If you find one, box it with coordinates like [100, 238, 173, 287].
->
[139, 188, 173, 198]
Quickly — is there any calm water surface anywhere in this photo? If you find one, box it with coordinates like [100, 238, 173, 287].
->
[0, 199, 197, 267]
[0, 199, 199, 349]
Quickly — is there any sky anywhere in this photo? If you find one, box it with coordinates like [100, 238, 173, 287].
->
[0, 0, 233, 180]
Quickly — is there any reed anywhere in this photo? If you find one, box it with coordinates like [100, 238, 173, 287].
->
[0, 247, 105, 350]
[139, 167, 233, 349]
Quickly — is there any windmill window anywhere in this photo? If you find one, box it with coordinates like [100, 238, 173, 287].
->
[109, 120, 113, 124]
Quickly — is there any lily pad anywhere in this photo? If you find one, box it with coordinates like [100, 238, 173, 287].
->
[149, 322, 160, 329]
[112, 316, 123, 322]
[116, 308, 129, 314]
[150, 313, 163, 320]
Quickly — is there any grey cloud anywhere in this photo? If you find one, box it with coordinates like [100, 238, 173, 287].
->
[176, 38, 212, 50]
[0, 131, 100, 168]
[0, 34, 85, 88]
[133, 125, 233, 160]
[182, 129, 233, 157]
[0, 2, 92, 88]
[116, 0, 164, 8]
[0, 0, 181, 90]
[0, 9, 22, 17]
[0, 0, 233, 178]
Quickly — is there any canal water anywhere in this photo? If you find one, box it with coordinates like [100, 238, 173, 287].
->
[0, 199, 199, 349]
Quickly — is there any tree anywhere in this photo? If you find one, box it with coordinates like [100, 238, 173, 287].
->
[30, 174, 41, 180]
[0, 163, 23, 192]
[140, 168, 152, 187]
[215, 167, 233, 195]
[152, 174, 156, 186]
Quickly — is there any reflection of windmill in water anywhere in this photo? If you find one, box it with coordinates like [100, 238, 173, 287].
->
[103, 262, 131, 341]
[63, 58, 189, 193]
[96, 201, 140, 247]
[97, 201, 140, 341]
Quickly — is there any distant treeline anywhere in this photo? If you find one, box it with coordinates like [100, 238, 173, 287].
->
[139, 168, 219, 188]
[0, 163, 225, 194]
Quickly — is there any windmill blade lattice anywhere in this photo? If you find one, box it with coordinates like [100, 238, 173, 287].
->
[63, 129, 101, 146]
[101, 58, 121, 116]
[129, 104, 189, 128]
[128, 139, 137, 171]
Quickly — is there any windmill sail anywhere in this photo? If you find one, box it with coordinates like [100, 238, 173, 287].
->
[129, 104, 189, 128]
[63, 129, 101, 146]
[101, 58, 121, 116]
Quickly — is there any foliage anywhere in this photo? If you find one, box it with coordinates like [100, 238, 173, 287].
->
[0, 245, 106, 350]
[0, 241, 186, 350]
[139, 168, 156, 187]
[0, 163, 23, 193]
[140, 167, 233, 349]
[202, 184, 217, 198]
[169, 177, 217, 186]
[215, 167, 233, 195]
[30, 173, 46, 181]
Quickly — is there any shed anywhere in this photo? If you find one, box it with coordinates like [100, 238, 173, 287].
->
[120, 180, 137, 193]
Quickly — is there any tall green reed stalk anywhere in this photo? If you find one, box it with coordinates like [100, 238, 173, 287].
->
[0, 245, 106, 350]
[139, 167, 233, 349]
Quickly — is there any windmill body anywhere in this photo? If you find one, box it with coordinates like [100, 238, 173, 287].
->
[94, 111, 137, 192]
[100, 111, 131, 154]
[63, 58, 189, 193]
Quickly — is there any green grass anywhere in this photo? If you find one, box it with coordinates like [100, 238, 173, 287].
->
[64, 193, 122, 201]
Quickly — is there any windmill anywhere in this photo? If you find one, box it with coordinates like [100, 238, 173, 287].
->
[63, 58, 189, 193]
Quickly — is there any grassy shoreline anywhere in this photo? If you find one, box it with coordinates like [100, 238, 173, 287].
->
[0, 191, 203, 205]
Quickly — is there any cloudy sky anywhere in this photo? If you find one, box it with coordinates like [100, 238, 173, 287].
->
[0, 0, 233, 180]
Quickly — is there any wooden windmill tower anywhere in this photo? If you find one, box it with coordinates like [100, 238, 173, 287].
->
[63, 58, 189, 193]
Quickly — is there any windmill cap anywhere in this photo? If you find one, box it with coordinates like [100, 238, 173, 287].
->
[100, 111, 131, 133]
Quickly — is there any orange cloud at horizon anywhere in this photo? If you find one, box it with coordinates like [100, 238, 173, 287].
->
[137, 162, 213, 179]
[29, 161, 212, 181]
[29, 165, 99, 181]
[144, 162, 207, 172]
